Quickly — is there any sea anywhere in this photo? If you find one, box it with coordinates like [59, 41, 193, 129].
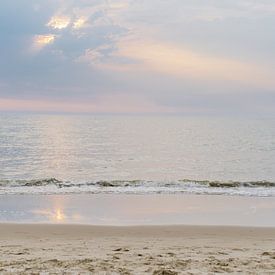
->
[1, 113, 275, 197]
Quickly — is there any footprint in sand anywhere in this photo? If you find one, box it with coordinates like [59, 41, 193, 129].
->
[262, 251, 275, 259]
[153, 269, 178, 275]
[166, 252, 175, 256]
[113, 248, 130, 252]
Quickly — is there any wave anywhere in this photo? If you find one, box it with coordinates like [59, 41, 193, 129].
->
[180, 179, 275, 188]
[0, 178, 275, 197]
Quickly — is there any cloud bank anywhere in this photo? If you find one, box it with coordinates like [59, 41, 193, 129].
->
[1, 0, 275, 115]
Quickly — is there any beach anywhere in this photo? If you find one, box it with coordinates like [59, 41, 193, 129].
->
[0, 194, 275, 273]
[1, 115, 275, 274]
[0, 224, 275, 274]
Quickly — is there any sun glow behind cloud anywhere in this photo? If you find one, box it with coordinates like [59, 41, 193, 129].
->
[47, 15, 70, 29]
[73, 17, 86, 29]
[32, 34, 55, 51]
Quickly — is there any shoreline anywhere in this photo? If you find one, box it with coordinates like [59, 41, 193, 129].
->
[1, 222, 275, 229]
[1, 223, 275, 273]
[1, 193, 275, 226]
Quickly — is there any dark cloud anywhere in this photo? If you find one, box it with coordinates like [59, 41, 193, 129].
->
[0, 0, 128, 100]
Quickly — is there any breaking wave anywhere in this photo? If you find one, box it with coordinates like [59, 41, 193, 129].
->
[1, 178, 275, 196]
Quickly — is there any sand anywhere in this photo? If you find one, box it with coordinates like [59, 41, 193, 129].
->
[0, 224, 275, 274]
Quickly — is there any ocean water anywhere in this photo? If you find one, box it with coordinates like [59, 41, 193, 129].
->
[0, 113, 275, 196]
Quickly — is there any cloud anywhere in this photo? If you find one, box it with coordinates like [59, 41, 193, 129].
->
[47, 15, 71, 30]
[81, 38, 275, 91]
[0, 95, 175, 114]
[32, 34, 56, 51]
[72, 17, 87, 29]
[1, 0, 275, 115]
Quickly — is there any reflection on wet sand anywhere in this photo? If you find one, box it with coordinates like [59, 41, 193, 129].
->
[55, 208, 65, 221]
[1, 194, 275, 226]
[32, 208, 66, 223]
[31, 195, 84, 223]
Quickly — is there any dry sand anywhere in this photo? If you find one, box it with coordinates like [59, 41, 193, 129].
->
[0, 224, 275, 274]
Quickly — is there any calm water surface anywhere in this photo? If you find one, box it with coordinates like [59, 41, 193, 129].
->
[0, 114, 275, 196]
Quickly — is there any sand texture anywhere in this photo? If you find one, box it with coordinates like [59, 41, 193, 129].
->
[0, 224, 275, 274]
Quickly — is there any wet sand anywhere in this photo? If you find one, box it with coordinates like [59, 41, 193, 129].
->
[1, 194, 275, 226]
[0, 224, 275, 274]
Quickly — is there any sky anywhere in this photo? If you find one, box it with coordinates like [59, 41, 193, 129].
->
[1, 0, 275, 115]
